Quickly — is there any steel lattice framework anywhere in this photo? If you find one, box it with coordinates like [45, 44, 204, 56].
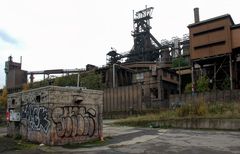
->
[127, 6, 161, 62]
[106, 6, 190, 65]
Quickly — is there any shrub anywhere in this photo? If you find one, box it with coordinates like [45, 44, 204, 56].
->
[222, 77, 230, 90]
[172, 57, 188, 68]
[196, 75, 209, 92]
[195, 102, 208, 116]
[176, 103, 192, 117]
[184, 83, 192, 93]
[0, 88, 8, 109]
[176, 101, 208, 117]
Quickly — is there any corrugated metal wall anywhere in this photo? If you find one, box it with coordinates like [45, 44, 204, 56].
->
[103, 85, 142, 116]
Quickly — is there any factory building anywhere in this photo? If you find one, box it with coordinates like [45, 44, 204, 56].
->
[188, 8, 240, 91]
[4, 56, 27, 93]
[4, 7, 240, 116]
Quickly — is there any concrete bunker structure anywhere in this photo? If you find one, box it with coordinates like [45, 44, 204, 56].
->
[7, 86, 103, 145]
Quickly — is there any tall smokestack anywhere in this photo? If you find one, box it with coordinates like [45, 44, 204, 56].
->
[194, 7, 200, 23]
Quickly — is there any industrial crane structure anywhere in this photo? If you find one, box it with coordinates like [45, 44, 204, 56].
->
[106, 6, 190, 66]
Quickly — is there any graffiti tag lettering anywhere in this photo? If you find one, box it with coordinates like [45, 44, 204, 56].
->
[21, 104, 51, 134]
[52, 106, 97, 138]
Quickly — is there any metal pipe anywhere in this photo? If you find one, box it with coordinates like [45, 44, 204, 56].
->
[179, 63, 181, 96]
[191, 63, 195, 94]
[194, 8, 200, 23]
[20, 56, 22, 66]
[214, 63, 216, 91]
[229, 54, 233, 90]
[113, 64, 116, 88]
[133, 10, 135, 30]
[77, 72, 80, 87]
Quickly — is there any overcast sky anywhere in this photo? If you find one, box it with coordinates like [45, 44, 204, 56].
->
[0, 0, 239, 88]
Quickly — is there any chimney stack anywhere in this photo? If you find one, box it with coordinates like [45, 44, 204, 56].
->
[194, 7, 200, 23]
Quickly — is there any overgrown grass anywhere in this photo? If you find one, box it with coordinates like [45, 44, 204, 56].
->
[114, 102, 240, 127]
[0, 112, 6, 128]
[114, 110, 179, 127]
[0, 135, 38, 153]
[176, 101, 240, 118]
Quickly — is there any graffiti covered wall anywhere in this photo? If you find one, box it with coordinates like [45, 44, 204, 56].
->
[7, 86, 103, 145]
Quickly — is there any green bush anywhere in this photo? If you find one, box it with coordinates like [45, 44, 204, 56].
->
[184, 75, 209, 93]
[54, 72, 104, 90]
[172, 57, 188, 68]
[196, 76, 209, 92]
[30, 72, 105, 90]
[222, 77, 230, 90]
[184, 83, 192, 93]
[54, 74, 78, 87]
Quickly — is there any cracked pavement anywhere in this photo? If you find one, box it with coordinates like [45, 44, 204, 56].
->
[41, 120, 240, 154]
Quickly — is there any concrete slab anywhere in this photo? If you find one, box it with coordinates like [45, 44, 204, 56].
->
[39, 120, 240, 154]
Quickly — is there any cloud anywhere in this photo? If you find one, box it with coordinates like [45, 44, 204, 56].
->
[0, 29, 18, 45]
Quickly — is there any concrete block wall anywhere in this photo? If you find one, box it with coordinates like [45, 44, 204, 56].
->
[7, 86, 103, 145]
[7, 92, 21, 136]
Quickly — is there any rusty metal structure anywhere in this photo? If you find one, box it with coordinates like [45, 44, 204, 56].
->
[4, 56, 98, 93]
[106, 7, 190, 67]
[127, 6, 161, 62]
[5, 6, 240, 117]
[106, 7, 162, 64]
[4, 56, 27, 92]
[188, 8, 240, 91]
[102, 6, 182, 115]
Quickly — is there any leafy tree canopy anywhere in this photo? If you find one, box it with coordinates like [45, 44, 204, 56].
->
[172, 57, 188, 68]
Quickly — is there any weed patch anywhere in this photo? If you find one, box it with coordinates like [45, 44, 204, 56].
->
[0, 136, 38, 153]
[114, 102, 240, 127]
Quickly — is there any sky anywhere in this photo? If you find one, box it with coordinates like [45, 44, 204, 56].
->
[0, 0, 239, 88]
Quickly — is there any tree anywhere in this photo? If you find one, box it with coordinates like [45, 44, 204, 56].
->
[80, 72, 104, 90]
[184, 75, 209, 93]
[53, 72, 104, 90]
[54, 74, 78, 87]
[172, 57, 188, 68]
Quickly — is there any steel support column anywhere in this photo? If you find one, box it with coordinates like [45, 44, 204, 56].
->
[229, 54, 233, 90]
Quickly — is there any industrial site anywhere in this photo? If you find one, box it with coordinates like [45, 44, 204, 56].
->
[4, 6, 240, 112]
[0, 3, 240, 154]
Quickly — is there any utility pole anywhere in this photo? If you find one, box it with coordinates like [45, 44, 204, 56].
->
[178, 58, 181, 96]
[174, 38, 181, 96]
[191, 63, 195, 94]
[229, 54, 233, 90]
[77, 71, 80, 87]
[113, 64, 116, 88]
